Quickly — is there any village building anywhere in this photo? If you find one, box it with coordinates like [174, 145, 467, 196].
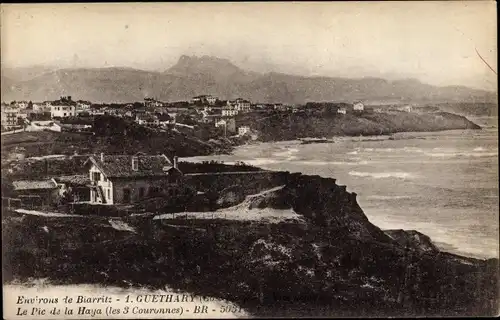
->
[215, 117, 237, 133]
[206, 96, 217, 105]
[13, 101, 29, 109]
[222, 107, 238, 117]
[1, 107, 20, 129]
[231, 98, 251, 113]
[76, 101, 91, 111]
[337, 108, 347, 114]
[135, 113, 158, 126]
[274, 103, 289, 112]
[144, 98, 164, 108]
[397, 105, 413, 112]
[53, 175, 91, 202]
[238, 125, 251, 136]
[353, 102, 365, 111]
[51, 105, 76, 118]
[192, 95, 217, 105]
[12, 179, 59, 207]
[84, 154, 183, 205]
[32, 103, 50, 113]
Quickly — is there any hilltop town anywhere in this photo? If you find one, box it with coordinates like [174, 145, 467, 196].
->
[1, 94, 405, 133]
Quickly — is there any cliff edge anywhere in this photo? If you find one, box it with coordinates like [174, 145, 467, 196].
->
[2, 171, 498, 317]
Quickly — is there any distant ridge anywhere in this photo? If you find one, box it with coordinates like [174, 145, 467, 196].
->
[1, 55, 497, 104]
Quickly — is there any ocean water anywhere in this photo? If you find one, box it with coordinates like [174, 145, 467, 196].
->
[183, 124, 499, 260]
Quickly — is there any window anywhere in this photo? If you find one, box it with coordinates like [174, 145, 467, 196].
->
[107, 189, 111, 200]
[123, 188, 131, 203]
[92, 172, 101, 182]
[139, 187, 145, 199]
[63, 113, 67, 117]
[103, 176, 107, 182]
[132, 157, 138, 171]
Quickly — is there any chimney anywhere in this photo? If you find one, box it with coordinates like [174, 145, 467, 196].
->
[100, 152, 104, 162]
[173, 156, 178, 169]
[132, 156, 139, 171]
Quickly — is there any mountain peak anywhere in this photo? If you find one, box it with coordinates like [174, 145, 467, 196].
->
[166, 55, 243, 77]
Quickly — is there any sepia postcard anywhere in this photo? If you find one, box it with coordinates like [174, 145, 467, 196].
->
[1, 2, 498, 318]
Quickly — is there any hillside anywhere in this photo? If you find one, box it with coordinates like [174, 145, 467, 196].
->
[2, 171, 498, 317]
[0, 116, 231, 158]
[2, 55, 496, 104]
[236, 110, 481, 141]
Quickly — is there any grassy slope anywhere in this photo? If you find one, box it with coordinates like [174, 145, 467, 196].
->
[237, 111, 481, 141]
[0, 124, 222, 159]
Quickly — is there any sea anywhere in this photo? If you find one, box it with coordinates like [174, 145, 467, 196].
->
[182, 117, 499, 260]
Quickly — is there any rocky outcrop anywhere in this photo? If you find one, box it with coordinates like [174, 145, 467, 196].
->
[2, 172, 498, 317]
[385, 229, 440, 253]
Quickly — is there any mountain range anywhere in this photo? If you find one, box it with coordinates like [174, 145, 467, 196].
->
[1, 55, 497, 104]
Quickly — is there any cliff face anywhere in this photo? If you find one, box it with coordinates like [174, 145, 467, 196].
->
[2, 172, 498, 317]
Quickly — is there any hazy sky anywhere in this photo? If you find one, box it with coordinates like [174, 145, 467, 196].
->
[1, 2, 497, 91]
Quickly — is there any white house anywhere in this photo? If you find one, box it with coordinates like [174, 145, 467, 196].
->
[84, 154, 183, 205]
[207, 96, 217, 105]
[32, 103, 49, 113]
[353, 102, 364, 111]
[76, 102, 91, 111]
[192, 95, 217, 105]
[14, 101, 29, 109]
[215, 118, 236, 133]
[238, 126, 251, 136]
[51, 105, 76, 118]
[337, 108, 347, 114]
[222, 108, 238, 117]
[232, 99, 251, 113]
[398, 105, 413, 112]
[1, 107, 19, 129]
[135, 113, 158, 126]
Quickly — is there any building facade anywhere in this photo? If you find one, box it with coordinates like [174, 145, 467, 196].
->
[353, 102, 365, 111]
[84, 154, 183, 205]
[215, 118, 236, 133]
[1, 107, 19, 129]
[51, 105, 76, 118]
[238, 125, 251, 136]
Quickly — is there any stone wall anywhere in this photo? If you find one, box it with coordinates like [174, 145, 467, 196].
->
[184, 171, 289, 195]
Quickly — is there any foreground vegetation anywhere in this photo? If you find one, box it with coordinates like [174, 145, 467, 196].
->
[2, 170, 498, 317]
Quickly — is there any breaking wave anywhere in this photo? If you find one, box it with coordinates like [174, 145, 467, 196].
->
[425, 151, 498, 158]
[246, 158, 284, 166]
[297, 160, 369, 166]
[349, 171, 416, 179]
[367, 195, 414, 200]
[273, 148, 299, 161]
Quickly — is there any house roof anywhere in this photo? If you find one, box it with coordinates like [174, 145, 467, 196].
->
[13, 180, 57, 191]
[156, 113, 172, 121]
[85, 154, 177, 178]
[54, 175, 91, 186]
[136, 114, 157, 122]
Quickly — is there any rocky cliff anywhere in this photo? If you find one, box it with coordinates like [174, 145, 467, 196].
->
[2, 171, 498, 317]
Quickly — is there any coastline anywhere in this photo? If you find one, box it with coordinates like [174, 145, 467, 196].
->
[186, 127, 499, 261]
